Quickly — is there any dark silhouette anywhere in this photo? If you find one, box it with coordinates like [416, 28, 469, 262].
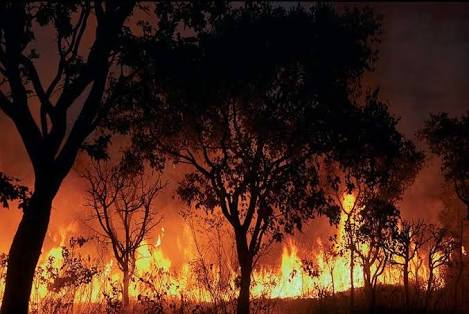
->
[0, 172, 29, 209]
[329, 100, 424, 312]
[438, 185, 467, 313]
[355, 199, 400, 313]
[336, 190, 359, 310]
[388, 219, 428, 311]
[424, 225, 457, 311]
[82, 159, 162, 308]
[0, 2, 455, 313]
[421, 112, 468, 312]
[421, 112, 469, 219]
[110, 3, 425, 313]
[0, 2, 136, 312]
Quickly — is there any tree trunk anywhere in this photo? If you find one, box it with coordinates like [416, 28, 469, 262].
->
[350, 249, 355, 310]
[1, 189, 53, 314]
[424, 270, 434, 311]
[363, 263, 373, 311]
[123, 268, 130, 308]
[370, 286, 377, 314]
[403, 260, 409, 310]
[237, 259, 252, 314]
[234, 229, 253, 314]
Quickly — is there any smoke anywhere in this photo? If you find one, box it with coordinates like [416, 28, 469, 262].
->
[1, 3, 468, 266]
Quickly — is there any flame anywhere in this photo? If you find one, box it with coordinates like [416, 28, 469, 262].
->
[0, 194, 450, 307]
[342, 193, 356, 212]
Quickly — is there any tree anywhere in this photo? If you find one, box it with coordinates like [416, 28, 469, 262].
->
[388, 219, 428, 310]
[420, 112, 469, 219]
[438, 185, 468, 312]
[331, 119, 423, 311]
[320, 240, 340, 297]
[354, 198, 400, 313]
[0, 1, 140, 311]
[336, 192, 360, 309]
[424, 225, 457, 311]
[82, 159, 162, 307]
[421, 112, 468, 311]
[110, 3, 427, 313]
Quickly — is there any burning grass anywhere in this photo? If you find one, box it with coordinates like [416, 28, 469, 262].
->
[0, 196, 457, 313]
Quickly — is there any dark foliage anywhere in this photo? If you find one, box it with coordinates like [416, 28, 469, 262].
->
[420, 112, 469, 218]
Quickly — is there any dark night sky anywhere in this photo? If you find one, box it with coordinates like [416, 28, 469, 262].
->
[365, 3, 469, 136]
[357, 3, 469, 222]
[0, 3, 468, 260]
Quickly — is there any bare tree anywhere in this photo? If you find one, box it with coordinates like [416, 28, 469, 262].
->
[424, 225, 457, 311]
[388, 219, 428, 309]
[83, 159, 162, 308]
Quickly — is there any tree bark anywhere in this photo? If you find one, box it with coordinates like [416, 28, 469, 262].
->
[123, 268, 130, 308]
[1, 188, 53, 314]
[235, 229, 253, 314]
[237, 261, 252, 314]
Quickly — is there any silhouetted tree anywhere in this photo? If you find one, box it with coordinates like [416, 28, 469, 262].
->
[355, 198, 400, 313]
[438, 185, 468, 312]
[424, 225, 457, 311]
[0, 1, 217, 310]
[321, 240, 340, 297]
[421, 112, 469, 219]
[108, 3, 429, 313]
[83, 159, 162, 307]
[421, 112, 468, 311]
[389, 219, 428, 310]
[0, 2, 137, 311]
[335, 192, 360, 309]
[330, 119, 423, 312]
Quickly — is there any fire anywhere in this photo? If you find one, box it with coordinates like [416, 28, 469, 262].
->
[270, 242, 303, 298]
[0, 194, 450, 308]
[342, 193, 356, 212]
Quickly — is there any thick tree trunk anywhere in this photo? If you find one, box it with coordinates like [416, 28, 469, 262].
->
[237, 261, 252, 314]
[234, 229, 253, 314]
[1, 189, 53, 314]
[123, 269, 130, 308]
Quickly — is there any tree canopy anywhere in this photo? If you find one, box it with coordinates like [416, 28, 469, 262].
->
[421, 112, 469, 218]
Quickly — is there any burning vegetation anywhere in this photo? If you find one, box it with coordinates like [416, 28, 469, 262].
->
[0, 193, 465, 314]
[0, 1, 468, 314]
